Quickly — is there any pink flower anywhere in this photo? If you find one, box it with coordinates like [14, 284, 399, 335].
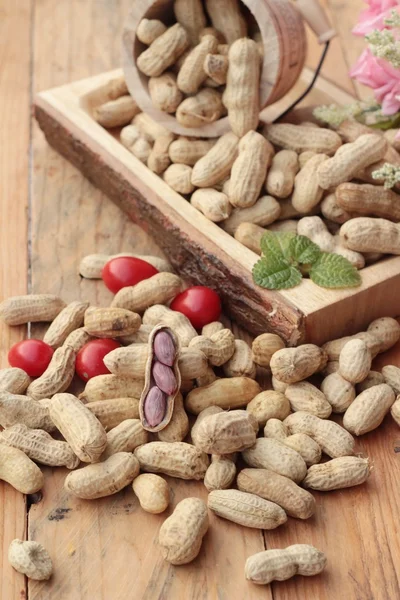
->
[353, 0, 400, 36]
[350, 48, 400, 114]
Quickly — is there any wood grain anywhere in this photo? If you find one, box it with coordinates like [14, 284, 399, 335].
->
[0, 1, 32, 597]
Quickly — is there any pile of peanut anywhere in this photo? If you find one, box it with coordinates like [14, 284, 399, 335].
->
[1, 260, 400, 585]
[93, 1, 400, 270]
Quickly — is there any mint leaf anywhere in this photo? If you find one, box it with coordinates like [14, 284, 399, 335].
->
[253, 255, 302, 290]
[310, 253, 361, 289]
[260, 231, 296, 261]
[289, 235, 322, 265]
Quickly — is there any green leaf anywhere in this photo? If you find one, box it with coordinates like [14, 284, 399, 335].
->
[260, 231, 296, 261]
[310, 253, 362, 289]
[289, 235, 322, 265]
[253, 255, 302, 290]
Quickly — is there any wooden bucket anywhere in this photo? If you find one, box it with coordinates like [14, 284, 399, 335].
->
[122, 0, 335, 137]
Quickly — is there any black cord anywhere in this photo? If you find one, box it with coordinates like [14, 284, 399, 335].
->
[273, 41, 331, 122]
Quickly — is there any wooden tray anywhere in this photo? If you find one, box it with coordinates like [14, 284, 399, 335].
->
[34, 68, 400, 346]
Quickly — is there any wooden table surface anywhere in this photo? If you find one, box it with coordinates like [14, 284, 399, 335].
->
[1, 1, 400, 599]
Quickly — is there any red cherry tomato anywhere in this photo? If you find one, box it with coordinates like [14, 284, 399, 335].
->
[102, 257, 159, 294]
[8, 339, 54, 377]
[170, 286, 221, 330]
[76, 338, 122, 382]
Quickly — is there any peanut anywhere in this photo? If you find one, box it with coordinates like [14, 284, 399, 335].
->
[93, 96, 140, 128]
[189, 328, 235, 366]
[101, 419, 148, 459]
[298, 150, 316, 168]
[49, 393, 107, 463]
[133, 113, 174, 141]
[185, 377, 261, 414]
[158, 497, 209, 565]
[297, 216, 365, 269]
[245, 544, 327, 585]
[251, 333, 285, 368]
[222, 339, 256, 379]
[303, 456, 371, 490]
[120, 324, 154, 345]
[384, 128, 400, 150]
[143, 304, 197, 346]
[120, 124, 142, 149]
[164, 164, 195, 194]
[284, 411, 355, 458]
[318, 134, 387, 189]
[292, 153, 328, 213]
[204, 456, 237, 491]
[203, 53, 228, 85]
[367, 317, 400, 352]
[270, 344, 327, 384]
[176, 88, 224, 128]
[0, 368, 30, 395]
[229, 132, 274, 209]
[357, 370, 385, 393]
[201, 28, 226, 44]
[223, 39, 260, 137]
[174, 0, 207, 45]
[111, 273, 183, 313]
[237, 468, 315, 520]
[336, 182, 400, 221]
[104, 345, 206, 381]
[339, 339, 372, 384]
[65, 452, 139, 499]
[107, 75, 129, 100]
[242, 438, 307, 483]
[208, 489, 287, 530]
[340, 217, 400, 254]
[321, 192, 353, 224]
[64, 327, 93, 353]
[26, 345, 76, 400]
[283, 434, 322, 467]
[0, 393, 55, 432]
[157, 393, 189, 442]
[137, 23, 189, 77]
[0, 423, 79, 469]
[134, 441, 209, 480]
[192, 409, 257, 454]
[196, 365, 218, 388]
[266, 150, 299, 198]
[148, 72, 183, 114]
[8, 540, 52, 581]
[191, 132, 239, 187]
[264, 123, 342, 155]
[271, 376, 289, 393]
[130, 138, 152, 163]
[84, 307, 141, 338]
[0, 444, 44, 494]
[221, 195, 281, 235]
[205, 0, 247, 44]
[336, 119, 374, 142]
[169, 137, 216, 166]
[132, 473, 169, 513]
[147, 135, 173, 174]
[382, 365, 400, 394]
[321, 361, 340, 376]
[177, 35, 218, 94]
[246, 391, 291, 427]
[42, 301, 89, 348]
[283, 382, 331, 419]
[320, 372, 356, 413]
[79, 374, 144, 403]
[190, 189, 232, 222]
[79, 253, 173, 279]
[343, 383, 395, 435]
[136, 19, 167, 45]
[191, 405, 223, 440]
[87, 397, 140, 430]
[202, 321, 224, 337]
[391, 398, 400, 426]
[263, 418, 288, 440]
[0, 294, 65, 326]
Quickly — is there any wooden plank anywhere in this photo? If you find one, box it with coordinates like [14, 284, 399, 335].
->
[28, 2, 267, 599]
[0, 1, 33, 597]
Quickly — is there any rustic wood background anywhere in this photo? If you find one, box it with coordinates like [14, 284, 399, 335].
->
[1, 1, 399, 599]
